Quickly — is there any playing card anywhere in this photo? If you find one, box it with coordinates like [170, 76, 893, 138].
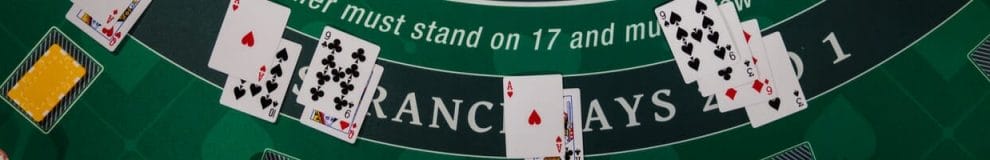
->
[744, 32, 808, 128]
[504, 75, 565, 158]
[655, 0, 714, 84]
[561, 88, 585, 160]
[655, 0, 750, 96]
[714, 3, 765, 112]
[741, 20, 773, 86]
[207, 0, 290, 81]
[717, 2, 753, 64]
[295, 26, 381, 111]
[219, 39, 300, 122]
[75, 0, 131, 22]
[691, 0, 754, 96]
[717, 20, 775, 113]
[527, 88, 585, 160]
[299, 65, 383, 143]
[64, 0, 151, 51]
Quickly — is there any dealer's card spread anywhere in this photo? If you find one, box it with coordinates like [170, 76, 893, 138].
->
[504, 75, 565, 158]
[656, 0, 753, 96]
[717, 20, 775, 113]
[219, 39, 300, 122]
[0, 27, 103, 133]
[745, 32, 808, 128]
[208, 0, 291, 82]
[715, 9, 770, 112]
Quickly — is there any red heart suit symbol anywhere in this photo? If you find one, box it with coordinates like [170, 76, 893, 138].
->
[556, 136, 563, 152]
[744, 31, 752, 43]
[232, 0, 240, 11]
[506, 81, 514, 98]
[528, 110, 541, 126]
[242, 31, 255, 47]
[340, 120, 350, 129]
[725, 88, 737, 100]
[257, 66, 267, 81]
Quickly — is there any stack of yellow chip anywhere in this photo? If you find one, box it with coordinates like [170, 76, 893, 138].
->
[7, 44, 87, 122]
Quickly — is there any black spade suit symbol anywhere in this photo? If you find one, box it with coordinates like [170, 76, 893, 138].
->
[266, 80, 278, 93]
[233, 86, 246, 99]
[702, 16, 714, 29]
[666, 12, 682, 26]
[276, 49, 289, 61]
[260, 96, 273, 109]
[714, 46, 728, 59]
[768, 97, 781, 110]
[707, 31, 719, 43]
[688, 57, 700, 71]
[695, 1, 707, 13]
[691, 28, 703, 41]
[269, 64, 283, 78]
[249, 84, 262, 96]
[681, 42, 694, 55]
[676, 28, 688, 40]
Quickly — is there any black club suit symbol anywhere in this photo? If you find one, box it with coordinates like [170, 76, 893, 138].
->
[717, 67, 733, 80]
[344, 64, 360, 78]
[321, 39, 342, 53]
[330, 68, 347, 82]
[339, 81, 355, 95]
[321, 54, 336, 68]
[352, 48, 366, 63]
[316, 71, 332, 85]
[333, 97, 351, 111]
[309, 87, 325, 101]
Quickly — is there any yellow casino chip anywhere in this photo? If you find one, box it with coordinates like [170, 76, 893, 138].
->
[6, 44, 87, 122]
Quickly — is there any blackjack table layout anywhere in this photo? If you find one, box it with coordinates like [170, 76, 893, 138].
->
[1, 0, 990, 159]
